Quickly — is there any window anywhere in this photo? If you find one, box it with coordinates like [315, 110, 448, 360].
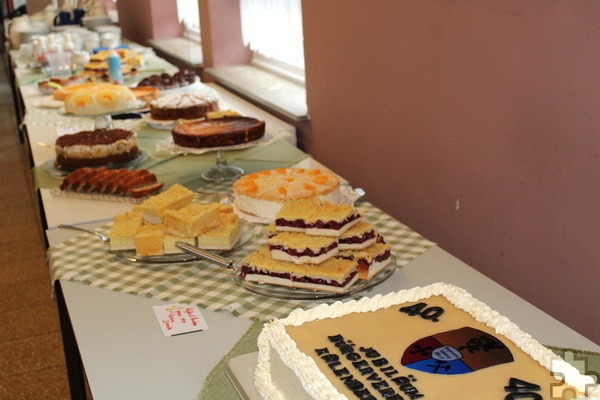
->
[177, 0, 201, 42]
[240, 0, 305, 84]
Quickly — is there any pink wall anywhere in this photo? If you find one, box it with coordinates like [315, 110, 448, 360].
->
[302, 1, 600, 344]
[117, 0, 182, 45]
[199, 0, 251, 68]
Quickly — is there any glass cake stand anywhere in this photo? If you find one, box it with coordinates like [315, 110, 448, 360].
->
[201, 150, 243, 181]
[94, 114, 115, 130]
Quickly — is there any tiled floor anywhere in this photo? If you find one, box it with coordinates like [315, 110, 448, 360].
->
[0, 54, 72, 399]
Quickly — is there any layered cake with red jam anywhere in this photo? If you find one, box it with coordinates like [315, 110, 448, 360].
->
[274, 198, 362, 237]
[268, 231, 339, 265]
[54, 129, 139, 168]
[256, 283, 599, 400]
[338, 221, 379, 250]
[171, 116, 265, 148]
[239, 246, 359, 293]
[149, 92, 219, 120]
[233, 168, 342, 221]
[336, 241, 392, 280]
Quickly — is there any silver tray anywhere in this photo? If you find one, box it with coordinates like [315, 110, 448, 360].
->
[233, 256, 396, 300]
[176, 240, 396, 300]
[57, 221, 254, 264]
[42, 150, 149, 178]
[112, 220, 254, 264]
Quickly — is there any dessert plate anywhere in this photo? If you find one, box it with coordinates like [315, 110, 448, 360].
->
[32, 96, 64, 109]
[176, 242, 397, 300]
[41, 150, 149, 178]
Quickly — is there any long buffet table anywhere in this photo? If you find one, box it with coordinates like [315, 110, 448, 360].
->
[10, 48, 600, 400]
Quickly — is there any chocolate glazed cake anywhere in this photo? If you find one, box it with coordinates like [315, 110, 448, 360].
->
[55, 129, 140, 168]
[171, 116, 266, 148]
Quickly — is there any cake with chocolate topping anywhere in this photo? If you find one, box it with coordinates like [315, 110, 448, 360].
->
[55, 129, 139, 168]
[171, 116, 265, 148]
[137, 70, 199, 90]
[149, 92, 219, 120]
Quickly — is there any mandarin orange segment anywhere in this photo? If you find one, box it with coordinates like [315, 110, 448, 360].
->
[303, 183, 316, 191]
[259, 170, 272, 175]
[239, 179, 256, 187]
[276, 168, 287, 174]
[71, 93, 93, 108]
[278, 187, 287, 196]
[284, 177, 295, 182]
[240, 183, 258, 193]
[246, 173, 259, 179]
[293, 168, 306, 174]
[307, 169, 321, 175]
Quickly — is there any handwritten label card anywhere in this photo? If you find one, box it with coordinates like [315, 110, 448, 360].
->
[56, 125, 81, 137]
[153, 304, 209, 337]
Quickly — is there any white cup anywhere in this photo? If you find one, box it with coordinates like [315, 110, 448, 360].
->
[47, 52, 72, 79]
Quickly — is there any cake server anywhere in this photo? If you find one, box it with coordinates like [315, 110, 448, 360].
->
[57, 223, 110, 243]
[175, 242, 235, 269]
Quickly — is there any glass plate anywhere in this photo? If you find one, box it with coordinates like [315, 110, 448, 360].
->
[232, 255, 397, 300]
[112, 220, 254, 264]
[41, 150, 149, 178]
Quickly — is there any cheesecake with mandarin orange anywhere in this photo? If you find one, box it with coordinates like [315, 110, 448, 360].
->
[233, 168, 342, 220]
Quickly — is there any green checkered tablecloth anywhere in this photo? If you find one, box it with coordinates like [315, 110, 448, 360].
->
[48, 201, 435, 321]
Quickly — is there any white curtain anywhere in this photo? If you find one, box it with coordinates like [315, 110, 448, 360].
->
[177, 0, 200, 31]
[240, 0, 304, 69]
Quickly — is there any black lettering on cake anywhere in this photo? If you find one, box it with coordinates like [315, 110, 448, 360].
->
[372, 357, 389, 367]
[391, 375, 425, 399]
[380, 365, 400, 378]
[353, 360, 375, 376]
[399, 302, 445, 322]
[329, 334, 345, 343]
[315, 347, 330, 356]
[504, 377, 542, 400]
[371, 380, 389, 390]
[322, 353, 340, 364]
[366, 372, 382, 382]
[360, 347, 381, 358]
[318, 335, 425, 400]
[333, 367, 351, 377]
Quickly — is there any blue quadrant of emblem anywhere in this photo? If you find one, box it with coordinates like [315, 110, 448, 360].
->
[405, 358, 473, 375]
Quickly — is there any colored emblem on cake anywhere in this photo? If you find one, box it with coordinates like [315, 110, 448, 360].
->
[401, 326, 514, 375]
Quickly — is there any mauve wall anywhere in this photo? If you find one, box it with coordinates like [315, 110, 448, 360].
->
[200, 0, 251, 68]
[302, 1, 600, 344]
[117, 0, 181, 45]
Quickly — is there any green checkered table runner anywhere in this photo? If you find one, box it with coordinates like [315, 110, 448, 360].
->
[48, 201, 434, 321]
